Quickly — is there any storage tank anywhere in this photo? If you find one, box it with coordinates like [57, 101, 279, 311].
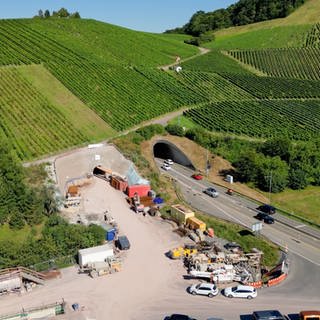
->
[78, 244, 114, 267]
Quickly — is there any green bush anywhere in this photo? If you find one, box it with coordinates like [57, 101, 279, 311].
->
[165, 124, 185, 136]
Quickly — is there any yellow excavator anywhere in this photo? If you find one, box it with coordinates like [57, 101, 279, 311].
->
[168, 244, 198, 259]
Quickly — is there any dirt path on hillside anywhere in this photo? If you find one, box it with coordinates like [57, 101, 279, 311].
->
[159, 46, 210, 71]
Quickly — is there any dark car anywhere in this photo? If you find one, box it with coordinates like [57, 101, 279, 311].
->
[252, 310, 286, 320]
[257, 204, 276, 215]
[116, 235, 130, 250]
[165, 315, 197, 320]
[255, 212, 275, 224]
[224, 242, 242, 252]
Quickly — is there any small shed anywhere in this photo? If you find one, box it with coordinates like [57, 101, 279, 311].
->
[127, 184, 151, 198]
[170, 204, 195, 225]
[78, 244, 114, 267]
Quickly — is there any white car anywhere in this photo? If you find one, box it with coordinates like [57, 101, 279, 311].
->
[161, 163, 171, 171]
[189, 282, 219, 298]
[224, 285, 257, 299]
[164, 159, 174, 165]
[203, 187, 219, 198]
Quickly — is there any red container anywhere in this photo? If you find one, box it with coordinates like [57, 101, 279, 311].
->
[127, 185, 151, 198]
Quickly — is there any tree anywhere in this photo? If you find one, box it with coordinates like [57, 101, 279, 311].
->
[57, 8, 70, 18]
[260, 137, 291, 162]
[256, 156, 289, 193]
[38, 10, 44, 18]
[70, 12, 81, 19]
[44, 10, 50, 18]
[234, 150, 260, 183]
[288, 168, 308, 190]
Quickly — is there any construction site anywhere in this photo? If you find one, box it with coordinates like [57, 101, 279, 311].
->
[0, 143, 299, 320]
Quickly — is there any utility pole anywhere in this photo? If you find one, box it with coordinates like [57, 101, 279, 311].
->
[268, 171, 272, 204]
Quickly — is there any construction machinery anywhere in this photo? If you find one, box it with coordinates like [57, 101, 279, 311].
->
[168, 244, 198, 260]
[79, 256, 121, 278]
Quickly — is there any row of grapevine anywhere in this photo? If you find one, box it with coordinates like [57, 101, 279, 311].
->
[220, 73, 320, 99]
[173, 71, 255, 102]
[0, 20, 200, 133]
[181, 50, 252, 74]
[184, 99, 320, 140]
[0, 67, 89, 160]
[228, 48, 320, 80]
[305, 23, 320, 48]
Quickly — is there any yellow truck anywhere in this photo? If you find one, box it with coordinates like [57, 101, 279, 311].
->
[168, 244, 198, 259]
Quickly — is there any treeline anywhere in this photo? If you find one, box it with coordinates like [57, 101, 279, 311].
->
[0, 215, 105, 269]
[0, 139, 105, 268]
[166, 0, 305, 37]
[0, 140, 49, 229]
[166, 124, 320, 193]
[35, 8, 80, 19]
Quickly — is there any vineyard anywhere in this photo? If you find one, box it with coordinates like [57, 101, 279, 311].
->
[0, 20, 201, 133]
[305, 23, 320, 47]
[181, 50, 251, 74]
[173, 71, 254, 102]
[220, 73, 320, 99]
[184, 99, 320, 140]
[22, 18, 198, 67]
[0, 67, 90, 160]
[227, 48, 320, 80]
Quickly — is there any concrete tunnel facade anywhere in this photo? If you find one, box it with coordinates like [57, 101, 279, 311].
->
[153, 140, 196, 170]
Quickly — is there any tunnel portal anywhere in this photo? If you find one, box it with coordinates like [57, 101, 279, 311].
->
[153, 140, 195, 170]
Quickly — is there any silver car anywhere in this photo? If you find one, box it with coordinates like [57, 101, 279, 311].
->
[189, 282, 219, 298]
[224, 285, 257, 299]
[203, 187, 219, 198]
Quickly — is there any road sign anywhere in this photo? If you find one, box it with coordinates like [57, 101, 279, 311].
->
[252, 222, 263, 233]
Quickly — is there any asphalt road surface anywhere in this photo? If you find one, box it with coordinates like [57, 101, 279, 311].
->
[156, 159, 320, 267]
[153, 159, 320, 320]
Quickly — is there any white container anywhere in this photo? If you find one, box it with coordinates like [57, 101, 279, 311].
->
[78, 244, 114, 267]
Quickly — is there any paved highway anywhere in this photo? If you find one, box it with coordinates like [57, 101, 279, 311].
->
[156, 158, 320, 267]
[148, 159, 320, 320]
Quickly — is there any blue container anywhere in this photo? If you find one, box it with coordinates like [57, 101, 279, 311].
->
[106, 228, 116, 241]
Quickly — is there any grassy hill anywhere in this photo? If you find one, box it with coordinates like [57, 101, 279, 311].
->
[1, 2, 320, 160]
[23, 18, 198, 67]
[207, 0, 320, 49]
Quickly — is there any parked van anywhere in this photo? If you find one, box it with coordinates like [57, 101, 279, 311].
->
[116, 235, 130, 250]
[300, 311, 320, 320]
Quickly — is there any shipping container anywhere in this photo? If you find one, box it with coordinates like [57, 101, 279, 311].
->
[170, 204, 195, 225]
[110, 175, 128, 192]
[127, 184, 150, 198]
[186, 216, 206, 231]
[78, 244, 114, 267]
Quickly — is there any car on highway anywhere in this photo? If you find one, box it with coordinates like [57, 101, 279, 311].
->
[191, 173, 203, 180]
[188, 282, 219, 298]
[164, 159, 174, 165]
[161, 163, 171, 171]
[257, 204, 276, 215]
[252, 310, 286, 320]
[224, 285, 257, 299]
[203, 187, 219, 198]
[165, 315, 197, 320]
[255, 212, 275, 224]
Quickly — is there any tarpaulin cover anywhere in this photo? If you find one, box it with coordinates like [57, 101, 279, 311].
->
[126, 164, 149, 186]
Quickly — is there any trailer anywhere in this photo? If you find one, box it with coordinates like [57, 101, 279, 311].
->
[78, 244, 114, 267]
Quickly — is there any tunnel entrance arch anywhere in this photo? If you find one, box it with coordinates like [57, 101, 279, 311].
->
[153, 140, 195, 170]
